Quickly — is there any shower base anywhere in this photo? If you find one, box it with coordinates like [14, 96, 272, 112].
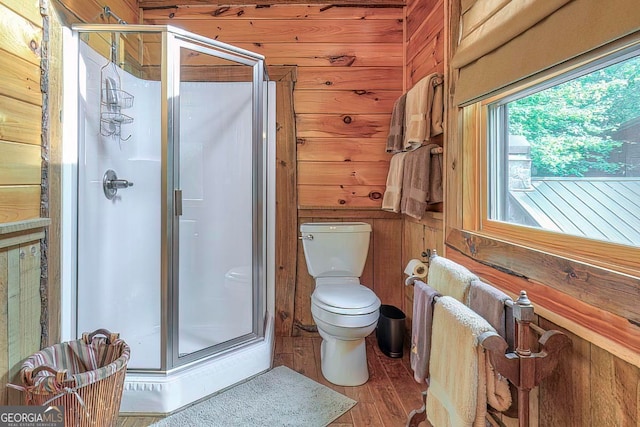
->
[119, 314, 274, 414]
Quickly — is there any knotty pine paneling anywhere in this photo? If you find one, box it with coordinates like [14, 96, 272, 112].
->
[297, 138, 389, 162]
[143, 42, 404, 68]
[0, 52, 41, 106]
[296, 114, 390, 139]
[0, 1, 43, 224]
[297, 185, 386, 209]
[0, 4, 41, 67]
[0, 142, 41, 185]
[294, 90, 401, 115]
[143, 4, 404, 21]
[406, 0, 441, 38]
[142, 5, 402, 211]
[146, 19, 403, 44]
[298, 161, 389, 186]
[406, 0, 445, 87]
[296, 67, 403, 90]
[54, 0, 139, 26]
[0, 96, 43, 146]
[140, 0, 405, 8]
[0, 187, 40, 224]
[3, 0, 41, 26]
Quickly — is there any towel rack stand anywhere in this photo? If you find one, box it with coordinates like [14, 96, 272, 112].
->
[479, 291, 570, 427]
[405, 255, 570, 427]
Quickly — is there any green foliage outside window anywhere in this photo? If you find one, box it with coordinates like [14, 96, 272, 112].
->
[507, 55, 640, 177]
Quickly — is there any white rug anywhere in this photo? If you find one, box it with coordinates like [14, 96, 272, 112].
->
[151, 366, 357, 427]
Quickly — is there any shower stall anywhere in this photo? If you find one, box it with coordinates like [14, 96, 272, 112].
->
[61, 25, 275, 413]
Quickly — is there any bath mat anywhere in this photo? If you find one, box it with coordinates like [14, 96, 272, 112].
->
[150, 366, 357, 427]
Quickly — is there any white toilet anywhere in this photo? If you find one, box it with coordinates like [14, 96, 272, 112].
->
[300, 222, 381, 386]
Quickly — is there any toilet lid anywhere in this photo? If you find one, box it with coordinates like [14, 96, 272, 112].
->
[312, 284, 380, 315]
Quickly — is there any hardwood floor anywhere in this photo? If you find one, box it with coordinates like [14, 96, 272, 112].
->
[118, 335, 427, 426]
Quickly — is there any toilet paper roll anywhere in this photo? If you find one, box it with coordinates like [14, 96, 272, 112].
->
[404, 259, 427, 278]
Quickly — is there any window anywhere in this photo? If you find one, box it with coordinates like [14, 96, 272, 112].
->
[485, 48, 640, 250]
[460, 43, 640, 274]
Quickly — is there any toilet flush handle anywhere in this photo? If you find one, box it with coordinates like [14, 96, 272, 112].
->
[298, 234, 314, 241]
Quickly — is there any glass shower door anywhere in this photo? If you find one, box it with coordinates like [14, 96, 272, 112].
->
[172, 39, 263, 362]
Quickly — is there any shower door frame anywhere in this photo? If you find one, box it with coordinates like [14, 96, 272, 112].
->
[70, 24, 268, 372]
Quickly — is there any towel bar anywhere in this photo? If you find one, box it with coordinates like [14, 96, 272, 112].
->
[405, 254, 570, 427]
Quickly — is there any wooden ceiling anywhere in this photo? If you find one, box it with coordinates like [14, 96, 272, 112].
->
[138, 0, 405, 8]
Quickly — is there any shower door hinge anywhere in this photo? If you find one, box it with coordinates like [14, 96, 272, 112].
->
[174, 189, 183, 216]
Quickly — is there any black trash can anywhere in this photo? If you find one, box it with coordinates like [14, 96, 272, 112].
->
[376, 305, 406, 358]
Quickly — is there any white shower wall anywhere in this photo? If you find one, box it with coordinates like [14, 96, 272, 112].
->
[77, 41, 260, 369]
[77, 42, 162, 369]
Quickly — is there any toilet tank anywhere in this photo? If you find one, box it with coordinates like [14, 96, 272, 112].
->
[300, 222, 372, 278]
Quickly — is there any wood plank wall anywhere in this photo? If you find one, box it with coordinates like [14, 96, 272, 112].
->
[54, 0, 139, 24]
[0, 220, 49, 405]
[0, 1, 44, 223]
[143, 4, 403, 210]
[400, 0, 446, 321]
[447, 248, 640, 426]
[141, 3, 407, 336]
[440, 1, 640, 425]
[0, 0, 47, 406]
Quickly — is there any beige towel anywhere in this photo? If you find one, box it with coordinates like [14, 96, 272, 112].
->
[386, 93, 406, 153]
[382, 152, 409, 212]
[410, 280, 441, 383]
[467, 279, 513, 412]
[400, 144, 439, 219]
[426, 296, 495, 427]
[404, 73, 444, 151]
[427, 255, 477, 303]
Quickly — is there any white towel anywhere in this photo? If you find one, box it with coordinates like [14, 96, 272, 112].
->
[427, 256, 477, 303]
[404, 73, 444, 151]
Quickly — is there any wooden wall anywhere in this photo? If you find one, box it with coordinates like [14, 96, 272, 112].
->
[441, 0, 640, 425]
[54, 0, 139, 24]
[143, 4, 403, 210]
[0, 0, 43, 223]
[142, 4, 407, 336]
[0, 220, 49, 405]
[0, 0, 47, 405]
[401, 0, 446, 325]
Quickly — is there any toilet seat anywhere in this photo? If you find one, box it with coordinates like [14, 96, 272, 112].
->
[311, 284, 380, 329]
[311, 284, 380, 315]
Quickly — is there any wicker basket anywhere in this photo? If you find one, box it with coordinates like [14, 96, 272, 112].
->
[13, 329, 130, 427]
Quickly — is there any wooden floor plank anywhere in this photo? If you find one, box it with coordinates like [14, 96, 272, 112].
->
[363, 336, 411, 426]
[370, 335, 426, 416]
[293, 336, 320, 382]
[345, 385, 385, 426]
[118, 334, 420, 427]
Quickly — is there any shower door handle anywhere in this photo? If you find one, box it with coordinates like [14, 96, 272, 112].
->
[175, 189, 183, 216]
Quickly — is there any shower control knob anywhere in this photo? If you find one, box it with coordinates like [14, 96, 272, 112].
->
[103, 169, 133, 200]
[108, 179, 134, 189]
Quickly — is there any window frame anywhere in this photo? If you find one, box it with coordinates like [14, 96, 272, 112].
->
[461, 41, 640, 277]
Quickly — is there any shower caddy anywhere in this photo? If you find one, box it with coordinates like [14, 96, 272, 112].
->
[100, 34, 134, 141]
